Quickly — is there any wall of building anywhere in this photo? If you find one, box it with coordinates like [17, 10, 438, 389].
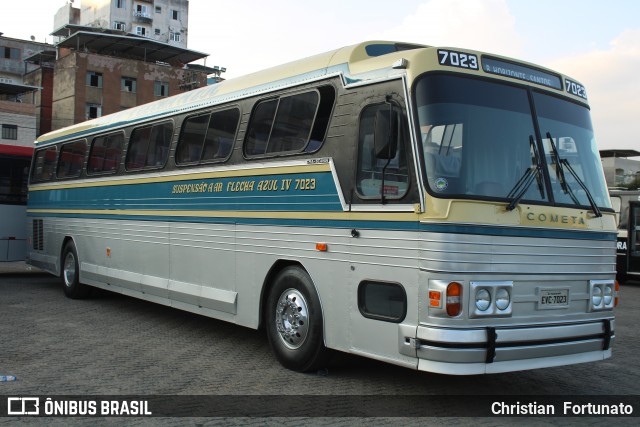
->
[0, 101, 36, 148]
[0, 36, 53, 85]
[75, 0, 188, 47]
[51, 51, 208, 131]
[23, 67, 54, 135]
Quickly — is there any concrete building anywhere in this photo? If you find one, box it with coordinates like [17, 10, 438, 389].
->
[0, 34, 50, 144]
[49, 38, 209, 130]
[600, 149, 640, 189]
[54, 0, 189, 49]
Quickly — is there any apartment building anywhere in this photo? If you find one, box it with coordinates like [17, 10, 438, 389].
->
[54, 0, 189, 48]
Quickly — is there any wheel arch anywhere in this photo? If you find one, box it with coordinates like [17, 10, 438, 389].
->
[258, 259, 325, 335]
[59, 235, 77, 277]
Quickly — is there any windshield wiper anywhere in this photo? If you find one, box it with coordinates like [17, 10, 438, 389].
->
[506, 136, 544, 211]
[546, 132, 602, 217]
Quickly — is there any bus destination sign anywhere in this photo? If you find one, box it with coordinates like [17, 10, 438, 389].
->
[482, 57, 563, 90]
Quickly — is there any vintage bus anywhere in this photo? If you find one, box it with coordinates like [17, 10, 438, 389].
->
[27, 41, 618, 374]
[610, 189, 640, 282]
[0, 143, 31, 261]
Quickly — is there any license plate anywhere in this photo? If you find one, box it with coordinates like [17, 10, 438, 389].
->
[538, 288, 569, 309]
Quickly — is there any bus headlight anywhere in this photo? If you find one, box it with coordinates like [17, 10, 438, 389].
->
[469, 281, 513, 318]
[592, 286, 603, 308]
[603, 283, 613, 306]
[495, 288, 510, 311]
[475, 289, 491, 311]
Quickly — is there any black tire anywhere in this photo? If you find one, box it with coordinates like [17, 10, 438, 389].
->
[61, 241, 91, 299]
[265, 266, 329, 372]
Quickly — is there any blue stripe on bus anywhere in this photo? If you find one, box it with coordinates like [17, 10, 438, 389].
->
[28, 171, 343, 212]
[26, 210, 616, 241]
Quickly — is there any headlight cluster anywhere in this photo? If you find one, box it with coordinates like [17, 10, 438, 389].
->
[589, 280, 617, 311]
[469, 281, 513, 318]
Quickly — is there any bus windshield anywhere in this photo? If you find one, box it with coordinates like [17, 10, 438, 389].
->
[415, 74, 611, 209]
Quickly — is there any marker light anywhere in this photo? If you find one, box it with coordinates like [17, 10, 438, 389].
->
[446, 282, 462, 317]
[315, 243, 328, 252]
[475, 289, 491, 311]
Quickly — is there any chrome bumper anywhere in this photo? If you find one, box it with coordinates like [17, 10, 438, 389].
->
[401, 319, 614, 375]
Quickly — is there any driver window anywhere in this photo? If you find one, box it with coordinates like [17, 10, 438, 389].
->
[355, 104, 409, 200]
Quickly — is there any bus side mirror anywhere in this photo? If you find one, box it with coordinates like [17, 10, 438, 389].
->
[374, 109, 399, 159]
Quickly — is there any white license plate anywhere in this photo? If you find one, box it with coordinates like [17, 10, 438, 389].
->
[538, 288, 569, 309]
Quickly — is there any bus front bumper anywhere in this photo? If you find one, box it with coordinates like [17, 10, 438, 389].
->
[400, 319, 615, 375]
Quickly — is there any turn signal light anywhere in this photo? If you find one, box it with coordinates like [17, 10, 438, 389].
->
[429, 290, 441, 308]
[446, 282, 462, 317]
[615, 280, 620, 307]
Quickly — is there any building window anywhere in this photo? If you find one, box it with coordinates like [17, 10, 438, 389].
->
[136, 4, 150, 16]
[135, 26, 147, 36]
[155, 6, 161, 13]
[116, 0, 125, 8]
[172, 10, 179, 20]
[1, 47, 20, 60]
[86, 104, 102, 120]
[154, 81, 169, 97]
[113, 21, 126, 31]
[154, 29, 161, 36]
[121, 77, 137, 93]
[1, 124, 18, 140]
[170, 32, 181, 42]
[86, 71, 103, 88]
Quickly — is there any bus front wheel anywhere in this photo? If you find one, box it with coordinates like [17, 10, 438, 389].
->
[265, 266, 329, 372]
[61, 241, 91, 299]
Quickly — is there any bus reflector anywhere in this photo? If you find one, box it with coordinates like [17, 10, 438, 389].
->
[315, 243, 328, 252]
[429, 290, 441, 307]
[446, 282, 462, 316]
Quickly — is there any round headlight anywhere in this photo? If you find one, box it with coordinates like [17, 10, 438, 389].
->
[495, 288, 510, 311]
[592, 286, 603, 308]
[475, 289, 491, 311]
[603, 284, 613, 306]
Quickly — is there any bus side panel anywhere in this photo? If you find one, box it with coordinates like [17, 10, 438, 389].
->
[233, 223, 352, 351]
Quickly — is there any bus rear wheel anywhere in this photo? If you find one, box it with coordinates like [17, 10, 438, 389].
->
[265, 266, 329, 372]
[61, 241, 91, 299]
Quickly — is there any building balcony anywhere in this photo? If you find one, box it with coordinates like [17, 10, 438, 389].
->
[133, 11, 153, 23]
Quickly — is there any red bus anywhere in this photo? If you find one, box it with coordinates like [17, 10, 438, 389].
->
[0, 143, 32, 261]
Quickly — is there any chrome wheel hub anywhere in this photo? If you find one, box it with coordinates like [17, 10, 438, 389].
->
[275, 289, 309, 349]
[63, 252, 76, 287]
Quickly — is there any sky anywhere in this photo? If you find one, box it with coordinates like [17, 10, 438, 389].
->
[1, 0, 639, 152]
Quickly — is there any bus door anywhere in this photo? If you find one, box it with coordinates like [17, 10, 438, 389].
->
[348, 98, 419, 366]
[629, 202, 640, 277]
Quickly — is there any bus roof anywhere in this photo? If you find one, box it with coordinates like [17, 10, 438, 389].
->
[35, 40, 585, 147]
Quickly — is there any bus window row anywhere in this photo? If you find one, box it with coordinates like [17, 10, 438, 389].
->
[30, 86, 336, 183]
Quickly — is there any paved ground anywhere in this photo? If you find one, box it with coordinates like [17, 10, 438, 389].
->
[0, 264, 638, 426]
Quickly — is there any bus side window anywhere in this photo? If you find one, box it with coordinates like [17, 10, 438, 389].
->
[88, 133, 123, 175]
[31, 146, 58, 182]
[355, 104, 409, 200]
[244, 86, 335, 158]
[126, 121, 173, 170]
[57, 140, 87, 179]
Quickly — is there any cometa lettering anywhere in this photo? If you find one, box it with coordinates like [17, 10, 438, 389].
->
[526, 213, 585, 225]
